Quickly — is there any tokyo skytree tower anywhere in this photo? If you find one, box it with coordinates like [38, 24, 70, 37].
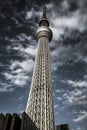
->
[26, 6, 55, 130]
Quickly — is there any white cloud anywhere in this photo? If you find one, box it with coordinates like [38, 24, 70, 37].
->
[12, 37, 36, 57]
[26, 8, 42, 20]
[10, 59, 34, 72]
[51, 27, 64, 40]
[14, 75, 29, 86]
[4, 72, 29, 87]
[64, 89, 87, 105]
[19, 60, 34, 71]
[19, 96, 24, 100]
[51, 44, 74, 67]
[53, 16, 79, 29]
[50, 13, 80, 40]
[2, 30, 36, 89]
[61, 0, 69, 10]
[12, 17, 19, 25]
[79, 110, 87, 114]
[76, 128, 82, 130]
[6, 34, 31, 44]
[54, 104, 58, 109]
[26, 10, 33, 19]
[57, 97, 62, 101]
[52, 92, 55, 96]
[50, 36, 87, 68]
[4, 59, 34, 87]
[73, 112, 87, 122]
[46, 2, 87, 42]
[13, 69, 22, 73]
[17, 33, 33, 41]
[0, 83, 14, 92]
[61, 80, 87, 105]
[66, 80, 87, 88]
[6, 34, 36, 59]
[20, 46, 36, 56]
[56, 89, 61, 93]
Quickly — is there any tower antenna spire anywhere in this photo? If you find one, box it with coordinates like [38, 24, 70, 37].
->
[43, 0, 46, 6]
[39, 0, 49, 27]
[42, 0, 47, 18]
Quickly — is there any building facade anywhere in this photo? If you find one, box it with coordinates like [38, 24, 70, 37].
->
[56, 124, 69, 130]
[26, 6, 55, 130]
[0, 112, 38, 130]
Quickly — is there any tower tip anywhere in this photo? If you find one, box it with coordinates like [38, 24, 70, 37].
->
[39, 5, 49, 27]
[42, 5, 47, 19]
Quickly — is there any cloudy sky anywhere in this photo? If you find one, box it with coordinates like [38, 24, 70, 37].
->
[0, 0, 87, 130]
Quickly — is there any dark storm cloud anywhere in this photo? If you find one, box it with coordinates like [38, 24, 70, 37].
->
[0, 0, 41, 93]
[52, 0, 87, 12]
[47, 0, 87, 68]
[46, 2, 87, 130]
[68, 0, 79, 12]
[0, 0, 38, 39]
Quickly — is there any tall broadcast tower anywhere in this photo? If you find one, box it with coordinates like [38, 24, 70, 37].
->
[26, 6, 55, 130]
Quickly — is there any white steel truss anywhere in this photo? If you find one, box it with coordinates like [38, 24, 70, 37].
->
[26, 6, 55, 130]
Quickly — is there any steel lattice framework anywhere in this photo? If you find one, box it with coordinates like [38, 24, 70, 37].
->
[26, 6, 55, 130]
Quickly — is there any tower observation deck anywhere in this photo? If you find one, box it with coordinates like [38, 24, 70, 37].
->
[26, 6, 55, 130]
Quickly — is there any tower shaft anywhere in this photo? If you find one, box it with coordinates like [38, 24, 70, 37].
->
[26, 6, 54, 130]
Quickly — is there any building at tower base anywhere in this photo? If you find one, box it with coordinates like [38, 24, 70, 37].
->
[56, 124, 70, 130]
[0, 112, 38, 130]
